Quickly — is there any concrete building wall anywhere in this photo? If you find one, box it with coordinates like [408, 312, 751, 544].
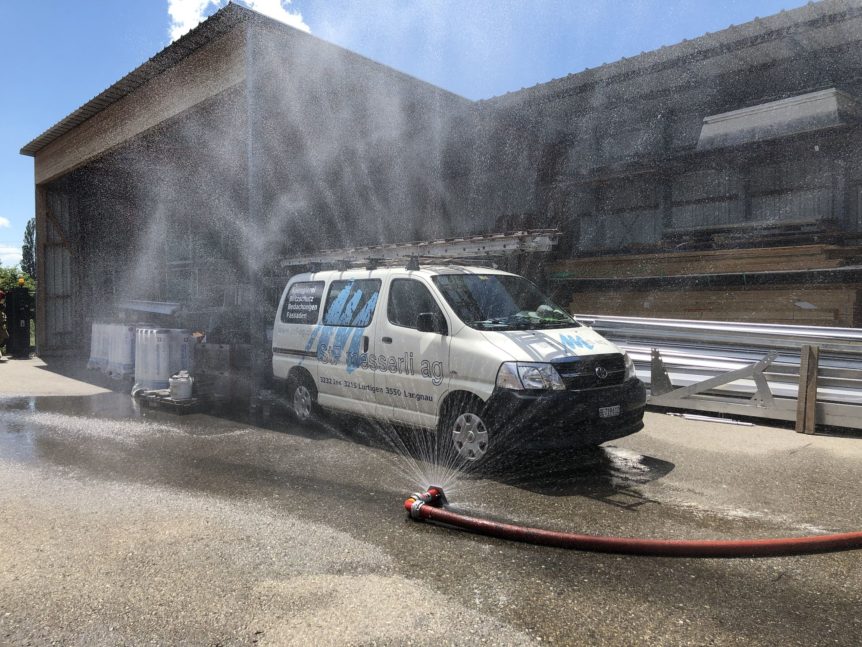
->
[246, 22, 471, 259]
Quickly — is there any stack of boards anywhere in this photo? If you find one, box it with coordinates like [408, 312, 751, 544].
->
[549, 244, 862, 327]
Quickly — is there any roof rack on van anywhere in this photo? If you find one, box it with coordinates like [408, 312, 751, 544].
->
[279, 230, 560, 270]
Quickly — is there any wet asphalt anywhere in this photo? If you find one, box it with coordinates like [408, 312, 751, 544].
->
[1, 381, 861, 645]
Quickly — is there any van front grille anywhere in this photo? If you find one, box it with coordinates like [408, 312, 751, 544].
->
[552, 353, 626, 390]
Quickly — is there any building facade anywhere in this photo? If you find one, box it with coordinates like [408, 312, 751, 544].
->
[22, 0, 862, 354]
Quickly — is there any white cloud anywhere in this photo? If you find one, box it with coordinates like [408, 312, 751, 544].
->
[168, 0, 213, 42]
[168, 0, 309, 42]
[244, 0, 310, 33]
[0, 244, 22, 268]
[0, 217, 10, 228]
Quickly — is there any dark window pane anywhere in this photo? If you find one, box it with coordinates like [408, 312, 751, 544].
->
[388, 279, 442, 329]
[431, 274, 576, 331]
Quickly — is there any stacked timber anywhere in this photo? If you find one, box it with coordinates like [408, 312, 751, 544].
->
[548, 244, 862, 327]
[563, 286, 861, 326]
[549, 244, 862, 279]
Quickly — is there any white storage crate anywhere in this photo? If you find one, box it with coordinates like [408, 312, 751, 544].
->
[87, 323, 136, 378]
[134, 328, 194, 391]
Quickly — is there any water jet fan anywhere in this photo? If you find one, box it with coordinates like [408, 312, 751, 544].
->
[404, 487, 862, 558]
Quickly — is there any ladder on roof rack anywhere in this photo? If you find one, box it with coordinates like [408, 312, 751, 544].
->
[279, 230, 560, 268]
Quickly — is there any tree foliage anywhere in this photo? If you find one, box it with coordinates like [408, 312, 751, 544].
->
[21, 218, 36, 279]
[0, 265, 35, 292]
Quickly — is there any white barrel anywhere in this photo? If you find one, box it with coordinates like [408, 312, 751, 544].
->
[87, 323, 109, 371]
[134, 328, 193, 391]
[106, 325, 136, 378]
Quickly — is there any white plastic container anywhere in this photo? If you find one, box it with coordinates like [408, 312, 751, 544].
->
[134, 328, 193, 391]
[88, 323, 136, 378]
[169, 370, 194, 400]
[106, 325, 136, 378]
[87, 323, 109, 372]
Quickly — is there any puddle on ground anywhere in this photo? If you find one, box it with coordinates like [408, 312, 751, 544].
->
[0, 392, 259, 466]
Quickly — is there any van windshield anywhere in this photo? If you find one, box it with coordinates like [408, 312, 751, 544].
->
[431, 274, 578, 331]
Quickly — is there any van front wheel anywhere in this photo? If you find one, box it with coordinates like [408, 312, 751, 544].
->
[441, 398, 492, 463]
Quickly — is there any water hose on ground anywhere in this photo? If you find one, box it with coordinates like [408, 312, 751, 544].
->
[404, 488, 862, 558]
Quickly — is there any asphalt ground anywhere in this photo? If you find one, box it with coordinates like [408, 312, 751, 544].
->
[1, 359, 861, 645]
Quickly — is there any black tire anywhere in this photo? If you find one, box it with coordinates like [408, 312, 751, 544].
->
[287, 371, 318, 423]
[438, 395, 494, 463]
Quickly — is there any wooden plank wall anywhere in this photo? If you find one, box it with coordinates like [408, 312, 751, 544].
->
[550, 244, 862, 279]
[551, 243, 862, 326]
[565, 285, 861, 327]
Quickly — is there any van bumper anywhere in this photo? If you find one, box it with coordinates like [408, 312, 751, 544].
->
[483, 378, 647, 450]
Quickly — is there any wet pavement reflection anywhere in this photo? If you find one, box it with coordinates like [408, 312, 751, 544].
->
[0, 390, 677, 526]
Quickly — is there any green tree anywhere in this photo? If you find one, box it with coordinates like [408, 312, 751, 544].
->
[21, 218, 36, 279]
[0, 265, 35, 292]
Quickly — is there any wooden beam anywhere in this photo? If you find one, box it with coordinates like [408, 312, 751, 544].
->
[795, 344, 820, 434]
[33, 27, 246, 185]
[34, 185, 48, 353]
[43, 196, 73, 253]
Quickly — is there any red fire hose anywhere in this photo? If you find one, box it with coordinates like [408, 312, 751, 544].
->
[404, 488, 862, 558]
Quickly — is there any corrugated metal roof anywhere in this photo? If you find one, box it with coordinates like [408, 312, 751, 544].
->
[482, 0, 862, 108]
[20, 3, 251, 156]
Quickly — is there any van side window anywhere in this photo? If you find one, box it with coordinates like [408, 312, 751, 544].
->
[281, 281, 324, 324]
[322, 279, 381, 328]
[388, 279, 444, 330]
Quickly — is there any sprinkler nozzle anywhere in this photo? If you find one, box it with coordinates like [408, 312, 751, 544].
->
[404, 486, 448, 519]
[425, 486, 448, 506]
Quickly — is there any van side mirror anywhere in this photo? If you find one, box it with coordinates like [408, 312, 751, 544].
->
[417, 312, 447, 335]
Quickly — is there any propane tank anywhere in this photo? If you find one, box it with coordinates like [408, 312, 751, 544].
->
[169, 370, 194, 400]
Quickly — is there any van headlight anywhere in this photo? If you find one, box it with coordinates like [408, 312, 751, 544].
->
[623, 352, 637, 381]
[496, 362, 566, 391]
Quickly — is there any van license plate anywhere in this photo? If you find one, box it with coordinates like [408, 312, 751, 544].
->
[599, 405, 621, 418]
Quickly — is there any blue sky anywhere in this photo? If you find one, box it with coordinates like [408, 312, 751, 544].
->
[0, 0, 809, 267]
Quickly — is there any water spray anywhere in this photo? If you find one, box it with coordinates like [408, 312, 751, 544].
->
[404, 487, 862, 558]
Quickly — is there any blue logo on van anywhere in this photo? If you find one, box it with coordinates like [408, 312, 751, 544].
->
[560, 334, 594, 352]
[302, 281, 378, 374]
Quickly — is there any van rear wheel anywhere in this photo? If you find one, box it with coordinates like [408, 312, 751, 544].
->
[441, 397, 492, 463]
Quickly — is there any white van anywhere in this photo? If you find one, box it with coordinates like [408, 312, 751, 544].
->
[272, 265, 646, 461]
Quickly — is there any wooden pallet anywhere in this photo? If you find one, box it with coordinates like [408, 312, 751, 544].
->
[137, 392, 202, 415]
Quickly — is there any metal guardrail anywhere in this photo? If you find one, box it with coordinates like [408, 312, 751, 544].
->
[576, 315, 862, 431]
